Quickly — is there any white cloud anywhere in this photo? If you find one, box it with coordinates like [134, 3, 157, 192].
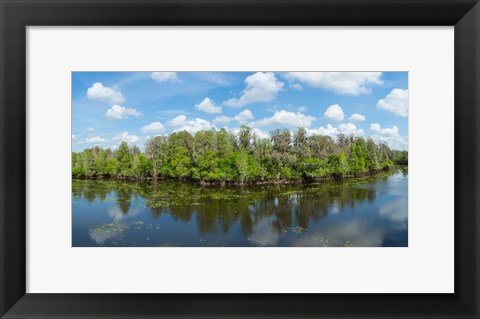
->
[167, 115, 188, 126]
[369, 123, 399, 137]
[141, 122, 165, 133]
[324, 104, 344, 121]
[252, 128, 270, 139]
[223, 72, 284, 107]
[369, 123, 408, 150]
[168, 115, 214, 135]
[195, 97, 222, 114]
[105, 104, 141, 120]
[250, 110, 315, 128]
[114, 132, 139, 143]
[349, 113, 366, 122]
[86, 82, 125, 104]
[151, 72, 181, 83]
[290, 83, 304, 91]
[213, 109, 254, 125]
[298, 106, 308, 113]
[175, 119, 214, 135]
[285, 72, 383, 95]
[377, 88, 409, 117]
[87, 127, 95, 132]
[307, 123, 365, 138]
[85, 136, 105, 144]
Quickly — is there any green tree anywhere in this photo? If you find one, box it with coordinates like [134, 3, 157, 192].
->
[72, 127, 406, 182]
[115, 141, 133, 177]
[145, 136, 166, 179]
[328, 149, 349, 177]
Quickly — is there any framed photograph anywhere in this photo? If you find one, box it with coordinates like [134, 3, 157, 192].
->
[71, 71, 409, 248]
[1, 0, 479, 318]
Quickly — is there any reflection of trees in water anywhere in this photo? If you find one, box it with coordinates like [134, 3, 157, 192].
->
[116, 187, 133, 215]
[72, 172, 395, 236]
[72, 180, 110, 203]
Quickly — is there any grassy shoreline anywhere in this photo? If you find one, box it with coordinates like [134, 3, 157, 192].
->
[73, 165, 406, 186]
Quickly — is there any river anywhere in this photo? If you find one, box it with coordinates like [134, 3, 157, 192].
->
[72, 168, 408, 247]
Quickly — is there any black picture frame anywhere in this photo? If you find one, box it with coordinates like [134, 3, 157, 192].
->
[1, 0, 479, 318]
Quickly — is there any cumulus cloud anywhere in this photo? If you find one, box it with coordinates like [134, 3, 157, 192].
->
[285, 72, 383, 95]
[175, 119, 214, 135]
[168, 115, 214, 135]
[307, 123, 365, 138]
[369, 123, 408, 150]
[141, 122, 165, 133]
[113, 132, 139, 143]
[223, 72, 284, 107]
[105, 104, 141, 120]
[213, 109, 254, 125]
[324, 104, 344, 121]
[87, 127, 95, 132]
[87, 82, 125, 104]
[349, 113, 366, 122]
[377, 88, 409, 117]
[369, 123, 399, 137]
[151, 72, 181, 83]
[249, 110, 315, 128]
[167, 115, 187, 126]
[85, 136, 105, 144]
[195, 97, 222, 114]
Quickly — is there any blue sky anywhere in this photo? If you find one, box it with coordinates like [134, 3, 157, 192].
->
[72, 71, 408, 151]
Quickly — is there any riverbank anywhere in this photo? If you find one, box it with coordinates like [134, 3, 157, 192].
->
[72, 165, 406, 186]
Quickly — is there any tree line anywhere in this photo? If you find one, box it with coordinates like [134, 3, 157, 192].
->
[72, 126, 408, 183]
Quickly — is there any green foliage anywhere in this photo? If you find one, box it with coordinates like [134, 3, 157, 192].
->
[72, 166, 86, 177]
[327, 150, 348, 177]
[381, 159, 394, 170]
[394, 150, 408, 165]
[72, 127, 407, 182]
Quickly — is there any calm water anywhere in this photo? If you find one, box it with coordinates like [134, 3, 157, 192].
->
[72, 169, 408, 247]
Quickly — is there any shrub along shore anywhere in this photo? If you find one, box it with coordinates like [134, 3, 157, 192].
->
[72, 126, 408, 184]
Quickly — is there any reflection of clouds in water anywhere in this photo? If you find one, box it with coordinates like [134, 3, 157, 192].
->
[381, 173, 407, 196]
[288, 194, 298, 206]
[389, 173, 404, 181]
[378, 198, 407, 227]
[89, 223, 125, 245]
[330, 202, 340, 214]
[292, 220, 384, 247]
[248, 216, 279, 247]
[108, 205, 140, 221]
[90, 204, 141, 245]
[75, 170, 408, 247]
